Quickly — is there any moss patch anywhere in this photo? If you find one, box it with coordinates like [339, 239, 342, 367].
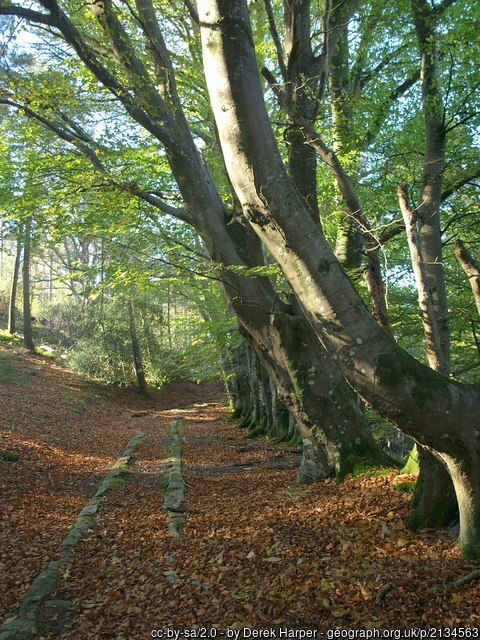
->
[247, 420, 266, 439]
[394, 481, 416, 494]
[0, 450, 20, 462]
[352, 462, 393, 479]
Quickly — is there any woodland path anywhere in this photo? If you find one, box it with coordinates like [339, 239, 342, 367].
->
[1, 346, 479, 638]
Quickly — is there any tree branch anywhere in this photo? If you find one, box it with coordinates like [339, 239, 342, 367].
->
[183, 0, 199, 24]
[378, 219, 405, 245]
[262, 67, 389, 329]
[0, 4, 54, 27]
[34, 0, 179, 150]
[398, 183, 446, 372]
[454, 239, 480, 316]
[134, 0, 181, 103]
[442, 167, 480, 201]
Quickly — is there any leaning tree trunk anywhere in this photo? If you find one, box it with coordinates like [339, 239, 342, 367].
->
[7, 229, 22, 335]
[279, 4, 390, 478]
[22, 216, 35, 353]
[198, 0, 480, 558]
[227, 221, 390, 482]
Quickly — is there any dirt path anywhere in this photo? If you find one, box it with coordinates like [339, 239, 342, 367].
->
[1, 347, 480, 637]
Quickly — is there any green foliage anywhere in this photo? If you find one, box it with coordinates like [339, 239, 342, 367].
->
[37, 282, 230, 388]
[352, 463, 392, 479]
[0, 0, 479, 413]
[0, 330, 22, 346]
[401, 445, 419, 475]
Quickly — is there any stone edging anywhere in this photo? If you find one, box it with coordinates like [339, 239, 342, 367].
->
[0, 431, 146, 640]
[163, 418, 185, 539]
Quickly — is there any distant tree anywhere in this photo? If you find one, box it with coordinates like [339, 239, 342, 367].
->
[22, 215, 34, 352]
[7, 224, 21, 334]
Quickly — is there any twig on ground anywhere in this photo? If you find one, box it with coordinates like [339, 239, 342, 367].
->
[370, 501, 410, 518]
[374, 582, 394, 607]
[427, 569, 480, 592]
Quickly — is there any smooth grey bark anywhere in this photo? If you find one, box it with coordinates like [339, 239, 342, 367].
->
[408, 445, 458, 530]
[83, 0, 381, 480]
[269, 380, 291, 441]
[411, 0, 450, 368]
[398, 184, 446, 373]
[228, 339, 253, 420]
[197, 0, 480, 558]
[227, 223, 387, 480]
[22, 216, 35, 353]
[282, 0, 320, 222]
[7, 231, 22, 335]
[328, 27, 390, 330]
[262, 47, 389, 329]
[241, 310, 380, 481]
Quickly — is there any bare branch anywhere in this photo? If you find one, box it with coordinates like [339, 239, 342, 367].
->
[183, 0, 199, 24]
[261, 67, 287, 105]
[378, 220, 405, 245]
[442, 167, 480, 201]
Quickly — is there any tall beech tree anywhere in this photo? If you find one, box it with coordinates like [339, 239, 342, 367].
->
[393, 0, 459, 528]
[21, 214, 34, 352]
[7, 225, 21, 334]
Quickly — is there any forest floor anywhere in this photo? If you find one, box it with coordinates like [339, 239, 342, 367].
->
[1, 345, 480, 639]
